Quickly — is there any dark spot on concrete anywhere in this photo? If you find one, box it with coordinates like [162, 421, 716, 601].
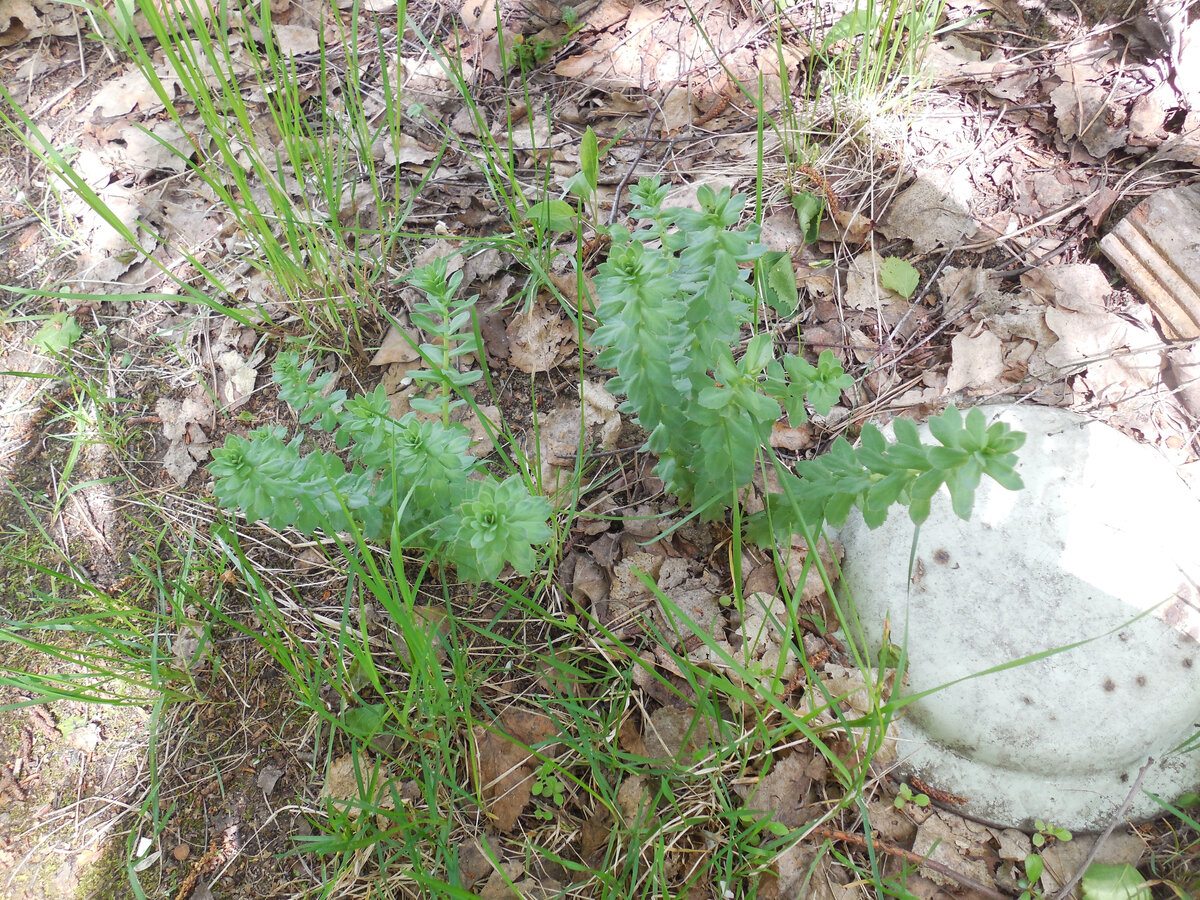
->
[1103, 678, 1116, 692]
[1120, 773, 1129, 783]
[1118, 631, 1129, 642]
[1136, 675, 1147, 687]
[1021, 696, 1034, 706]
[1185, 657, 1195, 669]
[933, 549, 950, 565]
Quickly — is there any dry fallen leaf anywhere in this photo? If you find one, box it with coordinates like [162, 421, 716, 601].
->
[880, 168, 976, 253]
[215, 349, 264, 408]
[734, 748, 823, 828]
[912, 809, 996, 890]
[473, 709, 559, 832]
[171, 619, 211, 671]
[320, 752, 397, 815]
[369, 321, 422, 366]
[506, 297, 575, 373]
[256, 765, 284, 795]
[642, 706, 718, 760]
[945, 328, 1004, 394]
[0, 0, 40, 45]
[371, 133, 439, 166]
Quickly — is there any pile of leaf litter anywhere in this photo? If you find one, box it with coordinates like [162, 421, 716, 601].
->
[1, 0, 1199, 896]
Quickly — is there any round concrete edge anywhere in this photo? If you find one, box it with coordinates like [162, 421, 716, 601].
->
[893, 725, 1197, 832]
[834, 403, 1200, 832]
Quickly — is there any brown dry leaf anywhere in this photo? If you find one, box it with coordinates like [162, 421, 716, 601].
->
[880, 168, 976, 253]
[459, 0, 496, 32]
[122, 120, 194, 177]
[170, 618, 210, 671]
[784, 536, 843, 602]
[81, 69, 164, 119]
[473, 709, 559, 832]
[735, 749, 823, 828]
[655, 569, 723, 645]
[272, 23, 319, 54]
[1038, 828, 1146, 893]
[769, 421, 814, 451]
[567, 553, 608, 611]
[615, 774, 655, 828]
[507, 297, 575, 373]
[1021, 263, 1111, 312]
[864, 798, 918, 844]
[321, 752, 399, 815]
[536, 380, 621, 471]
[831, 208, 875, 243]
[390, 605, 452, 665]
[256, 765, 284, 795]
[369, 321, 421, 366]
[371, 132, 438, 166]
[0, 0, 40, 45]
[642, 706, 718, 760]
[215, 349, 264, 409]
[1049, 66, 1130, 158]
[66, 721, 103, 754]
[455, 835, 499, 890]
[1153, 109, 1200, 165]
[912, 810, 996, 890]
[945, 328, 1004, 393]
[844, 250, 912, 318]
[477, 860, 525, 900]
[156, 394, 214, 485]
[763, 841, 819, 900]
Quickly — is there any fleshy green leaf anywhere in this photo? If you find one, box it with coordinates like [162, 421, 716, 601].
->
[526, 199, 576, 233]
[1080, 863, 1150, 900]
[758, 250, 799, 316]
[1025, 854, 1044, 884]
[791, 190, 825, 243]
[33, 313, 83, 353]
[580, 125, 599, 192]
[880, 256, 920, 298]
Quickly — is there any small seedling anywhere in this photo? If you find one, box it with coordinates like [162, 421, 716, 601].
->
[531, 760, 566, 819]
[1032, 818, 1072, 848]
[893, 782, 930, 810]
[1017, 852, 1045, 900]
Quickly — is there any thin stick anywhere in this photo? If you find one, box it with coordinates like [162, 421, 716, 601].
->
[607, 103, 660, 227]
[1050, 757, 1155, 900]
[810, 825, 1011, 900]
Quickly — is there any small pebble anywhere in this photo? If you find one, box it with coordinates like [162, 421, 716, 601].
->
[172, 844, 190, 861]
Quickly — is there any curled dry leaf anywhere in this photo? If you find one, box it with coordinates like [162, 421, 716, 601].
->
[215, 349, 264, 408]
[0, 0, 40, 46]
[912, 810, 997, 890]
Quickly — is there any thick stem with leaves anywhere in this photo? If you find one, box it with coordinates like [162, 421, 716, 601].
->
[591, 177, 1025, 538]
[211, 262, 552, 583]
